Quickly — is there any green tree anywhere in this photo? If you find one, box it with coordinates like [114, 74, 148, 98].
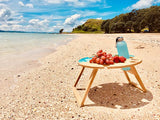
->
[73, 6, 160, 33]
[110, 23, 116, 33]
[101, 20, 108, 31]
[77, 25, 82, 30]
[126, 21, 133, 33]
[133, 22, 141, 33]
[116, 22, 125, 33]
[103, 20, 110, 33]
[140, 20, 147, 31]
[145, 6, 160, 32]
[82, 26, 88, 31]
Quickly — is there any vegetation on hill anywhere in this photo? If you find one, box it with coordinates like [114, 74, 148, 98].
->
[72, 6, 160, 33]
[72, 19, 104, 33]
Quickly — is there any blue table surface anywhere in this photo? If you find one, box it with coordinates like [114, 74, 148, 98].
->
[78, 55, 134, 63]
[78, 57, 92, 63]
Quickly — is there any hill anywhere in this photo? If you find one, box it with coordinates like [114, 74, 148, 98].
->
[72, 6, 160, 33]
[72, 19, 104, 33]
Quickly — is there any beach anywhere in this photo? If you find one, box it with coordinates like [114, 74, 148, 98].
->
[0, 33, 160, 119]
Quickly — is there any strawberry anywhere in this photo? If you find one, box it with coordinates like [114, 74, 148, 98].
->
[105, 59, 110, 64]
[101, 56, 106, 61]
[93, 60, 96, 63]
[106, 55, 110, 59]
[109, 60, 114, 64]
[109, 56, 114, 61]
[97, 52, 103, 57]
[108, 53, 112, 57]
[113, 56, 119, 63]
[96, 58, 100, 64]
[92, 56, 97, 63]
[100, 59, 104, 65]
[114, 59, 119, 63]
[119, 56, 126, 63]
[89, 59, 93, 63]
[92, 56, 97, 60]
[102, 52, 107, 56]
[97, 50, 103, 53]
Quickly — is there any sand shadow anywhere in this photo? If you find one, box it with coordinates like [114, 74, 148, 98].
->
[87, 83, 153, 109]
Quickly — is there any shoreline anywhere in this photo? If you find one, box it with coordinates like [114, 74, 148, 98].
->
[0, 34, 77, 93]
[0, 33, 160, 119]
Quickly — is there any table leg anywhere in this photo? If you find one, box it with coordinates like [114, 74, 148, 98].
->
[123, 70, 131, 83]
[74, 67, 85, 87]
[130, 66, 147, 92]
[73, 68, 98, 107]
[80, 68, 98, 107]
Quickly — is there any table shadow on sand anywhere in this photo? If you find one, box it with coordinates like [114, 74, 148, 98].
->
[87, 83, 153, 109]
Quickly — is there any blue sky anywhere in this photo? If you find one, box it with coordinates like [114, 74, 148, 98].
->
[0, 0, 160, 32]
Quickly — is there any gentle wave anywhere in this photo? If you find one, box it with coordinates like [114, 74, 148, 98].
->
[0, 32, 76, 70]
[0, 32, 76, 56]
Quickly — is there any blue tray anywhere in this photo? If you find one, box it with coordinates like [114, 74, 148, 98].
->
[78, 57, 92, 63]
[129, 55, 134, 57]
[78, 55, 134, 63]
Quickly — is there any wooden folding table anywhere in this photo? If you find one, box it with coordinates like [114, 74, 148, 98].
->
[73, 57, 147, 107]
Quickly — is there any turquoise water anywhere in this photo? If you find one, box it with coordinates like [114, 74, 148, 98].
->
[0, 32, 75, 56]
[0, 32, 76, 70]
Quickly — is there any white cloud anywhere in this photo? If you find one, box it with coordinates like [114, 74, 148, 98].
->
[64, 0, 77, 2]
[78, 10, 117, 18]
[0, 24, 24, 31]
[44, 0, 101, 7]
[11, 24, 24, 31]
[0, 24, 11, 30]
[63, 20, 85, 32]
[44, 0, 86, 7]
[80, 20, 86, 25]
[18, 1, 34, 8]
[19, 15, 23, 19]
[0, 4, 11, 22]
[126, 0, 160, 10]
[49, 25, 64, 32]
[154, 0, 160, 3]
[64, 14, 80, 26]
[28, 19, 49, 32]
[18, 1, 24, 7]
[26, 4, 33, 8]
[6, 20, 19, 25]
[45, 0, 101, 3]
[18, 15, 25, 23]
[87, 0, 101, 2]
[82, 11, 97, 17]
[100, 11, 118, 16]
[0, 0, 9, 2]
[63, 14, 84, 32]
[96, 17, 102, 20]
[132, 0, 153, 9]
[0, 4, 25, 26]
[69, 1, 86, 7]
[45, 0, 63, 4]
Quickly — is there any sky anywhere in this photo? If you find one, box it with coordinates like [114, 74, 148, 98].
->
[0, 0, 160, 32]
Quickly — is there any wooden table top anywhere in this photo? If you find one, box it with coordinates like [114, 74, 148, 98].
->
[78, 57, 142, 69]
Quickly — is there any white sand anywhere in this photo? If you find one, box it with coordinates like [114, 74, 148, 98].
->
[0, 33, 160, 119]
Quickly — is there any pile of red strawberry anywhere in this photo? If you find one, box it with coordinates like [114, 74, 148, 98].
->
[89, 50, 126, 65]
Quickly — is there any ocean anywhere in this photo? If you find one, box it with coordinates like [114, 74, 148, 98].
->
[0, 32, 76, 71]
[0, 32, 75, 56]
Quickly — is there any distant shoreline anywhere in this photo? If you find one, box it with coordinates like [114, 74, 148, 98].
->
[0, 30, 58, 34]
[1, 30, 160, 34]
